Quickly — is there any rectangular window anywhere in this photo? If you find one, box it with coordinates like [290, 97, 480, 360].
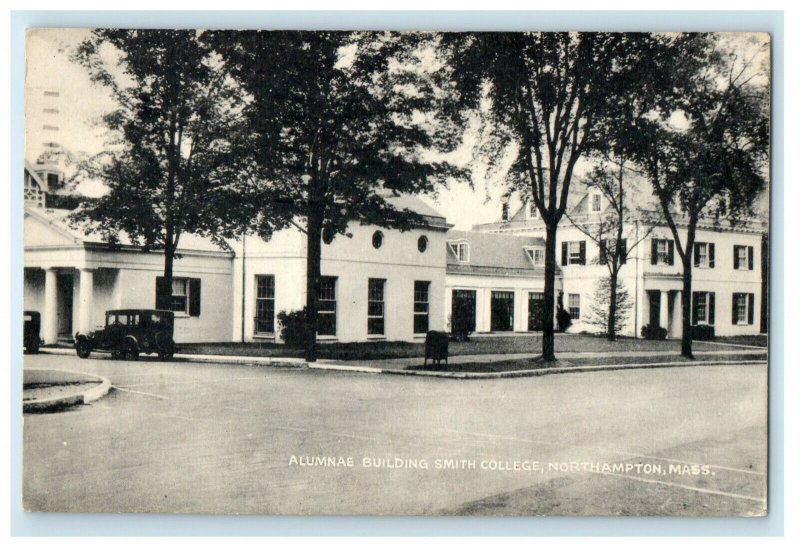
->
[561, 241, 586, 265]
[413, 281, 430, 334]
[157, 276, 201, 317]
[694, 242, 715, 268]
[529, 203, 538, 219]
[734, 245, 754, 270]
[43, 90, 60, 97]
[501, 202, 510, 221]
[367, 278, 385, 336]
[318, 276, 337, 336]
[568, 294, 581, 320]
[255, 275, 276, 335]
[591, 193, 602, 212]
[692, 291, 715, 325]
[525, 247, 545, 266]
[171, 278, 189, 314]
[732, 293, 755, 325]
[449, 241, 470, 262]
[42, 124, 59, 131]
[651, 238, 675, 265]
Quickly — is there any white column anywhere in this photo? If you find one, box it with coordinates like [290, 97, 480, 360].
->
[77, 268, 95, 334]
[672, 290, 683, 338]
[43, 268, 58, 344]
[659, 290, 669, 330]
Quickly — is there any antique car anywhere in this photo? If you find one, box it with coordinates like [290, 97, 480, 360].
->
[74, 309, 176, 361]
[23, 311, 42, 354]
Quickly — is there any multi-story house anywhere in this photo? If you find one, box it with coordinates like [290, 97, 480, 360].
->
[470, 185, 765, 338]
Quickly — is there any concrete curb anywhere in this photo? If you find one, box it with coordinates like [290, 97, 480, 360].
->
[23, 368, 113, 412]
[381, 359, 768, 379]
[35, 347, 766, 380]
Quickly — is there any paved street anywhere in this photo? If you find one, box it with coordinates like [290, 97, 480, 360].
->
[23, 353, 768, 516]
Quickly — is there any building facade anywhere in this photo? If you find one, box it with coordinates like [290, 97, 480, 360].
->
[471, 190, 764, 338]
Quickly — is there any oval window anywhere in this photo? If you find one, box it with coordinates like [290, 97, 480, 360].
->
[322, 227, 334, 245]
[417, 235, 428, 253]
[372, 230, 384, 249]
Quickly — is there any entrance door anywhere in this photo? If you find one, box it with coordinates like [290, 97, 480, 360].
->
[528, 292, 545, 331]
[648, 290, 661, 327]
[451, 290, 476, 334]
[491, 291, 514, 332]
[56, 272, 73, 338]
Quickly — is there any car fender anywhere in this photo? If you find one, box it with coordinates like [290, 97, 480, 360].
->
[122, 335, 139, 350]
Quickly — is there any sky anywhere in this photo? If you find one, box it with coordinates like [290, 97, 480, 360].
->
[25, 29, 770, 229]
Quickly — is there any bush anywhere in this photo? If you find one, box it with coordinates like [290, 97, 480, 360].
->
[448, 312, 473, 342]
[691, 324, 715, 341]
[556, 307, 573, 332]
[277, 308, 308, 348]
[641, 324, 668, 340]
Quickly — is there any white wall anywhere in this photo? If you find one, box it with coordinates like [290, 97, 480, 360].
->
[233, 222, 448, 343]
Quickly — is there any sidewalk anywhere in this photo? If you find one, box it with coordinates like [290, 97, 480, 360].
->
[39, 345, 767, 376]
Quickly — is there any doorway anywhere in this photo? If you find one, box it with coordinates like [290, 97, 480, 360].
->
[648, 290, 661, 328]
[56, 272, 74, 338]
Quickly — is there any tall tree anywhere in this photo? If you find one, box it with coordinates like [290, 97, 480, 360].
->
[633, 34, 770, 357]
[565, 160, 658, 339]
[69, 30, 249, 310]
[207, 31, 461, 361]
[439, 32, 665, 360]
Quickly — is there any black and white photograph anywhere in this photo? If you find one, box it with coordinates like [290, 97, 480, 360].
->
[21, 27, 770, 517]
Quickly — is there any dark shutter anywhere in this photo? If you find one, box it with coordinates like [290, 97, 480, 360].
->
[562, 242, 568, 265]
[734, 246, 739, 269]
[748, 246, 754, 270]
[691, 292, 698, 325]
[620, 239, 627, 265]
[579, 241, 586, 265]
[651, 239, 658, 265]
[155, 276, 170, 310]
[709, 243, 715, 268]
[709, 292, 715, 325]
[599, 240, 607, 264]
[189, 278, 201, 316]
[748, 293, 755, 324]
[693, 245, 700, 267]
[667, 241, 675, 265]
[732, 293, 738, 324]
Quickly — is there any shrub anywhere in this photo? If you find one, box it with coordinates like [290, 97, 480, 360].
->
[556, 307, 573, 332]
[277, 308, 308, 348]
[691, 324, 715, 341]
[641, 324, 668, 340]
[448, 312, 473, 342]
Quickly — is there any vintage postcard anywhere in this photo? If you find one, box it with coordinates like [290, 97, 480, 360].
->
[22, 28, 769, 516]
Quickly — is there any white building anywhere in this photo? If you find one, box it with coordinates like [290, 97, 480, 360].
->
[23, 161, 764, 345]
[471, 187, 765, 338]
[23, 164, 448, 345]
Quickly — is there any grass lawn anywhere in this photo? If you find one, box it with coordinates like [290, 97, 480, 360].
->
[405, 351, 767, 374]
[712, 334, 768, 347]
[178, 333, 746, 361]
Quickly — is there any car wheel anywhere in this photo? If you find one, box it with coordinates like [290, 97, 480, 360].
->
[157, 339, 175, 361]
[75, 339, 91, 359]
[110, 349, 122, 360]
[122, 339, 139, 361]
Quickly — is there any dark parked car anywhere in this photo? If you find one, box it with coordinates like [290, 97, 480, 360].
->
[24, 311, 42, 354]
[75, 309, 176, 361]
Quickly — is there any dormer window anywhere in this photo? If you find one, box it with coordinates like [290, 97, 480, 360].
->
[525, 246, 545, 266]
[501, 202, 510, 222]
[590, 193, 602, 213]
[448, 241, 470, 263]
[528, 202, 538, 220]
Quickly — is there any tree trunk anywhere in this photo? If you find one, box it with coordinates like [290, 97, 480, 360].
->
[542, 223, 558, 361]
[680, 259, 694, 359]
[304, 203, 323, 363]
[607, 267, 618, 341]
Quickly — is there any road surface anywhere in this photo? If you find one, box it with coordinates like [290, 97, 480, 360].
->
[22, 352, 768, 516]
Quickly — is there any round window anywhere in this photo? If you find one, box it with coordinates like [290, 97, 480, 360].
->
[417, 235, 428, 253]
[372, 230, 384, 249]
[322, 227, 334, 245]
